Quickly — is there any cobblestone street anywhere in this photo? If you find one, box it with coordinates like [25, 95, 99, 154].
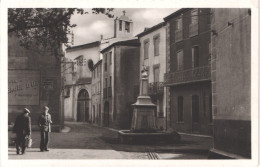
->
[8, 122, 212, 159]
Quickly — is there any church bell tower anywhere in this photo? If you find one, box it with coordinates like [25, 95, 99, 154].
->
[114, 11, 134, 39]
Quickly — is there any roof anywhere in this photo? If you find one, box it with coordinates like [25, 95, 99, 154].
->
[118, 15, 132, 22]
[93, 59, 102, 69]
[66, 41, 100, 52]
[163, 8, 191, 21]
[100, 39, 140, 53]
[136, 22, 166, 38]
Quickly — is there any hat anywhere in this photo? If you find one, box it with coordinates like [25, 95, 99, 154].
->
[23, 108, 30, 113]
[44, 106, 49, 110]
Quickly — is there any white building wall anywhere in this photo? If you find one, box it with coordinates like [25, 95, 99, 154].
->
[139, 25, 167, 129]
[63, 45, 100, 121]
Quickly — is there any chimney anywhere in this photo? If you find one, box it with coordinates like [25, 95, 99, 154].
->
[100, 34, 103, 40]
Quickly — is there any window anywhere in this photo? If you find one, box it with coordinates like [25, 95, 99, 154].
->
[104, 53, 107, 71]
[192, 46, 199, 68]
[97, 65, 99, 77]
[109, 76, 112, 87]
[153, 35, 160, 56]
[104, 78, 108, 98]
[177, 96, 184, 122]
[125, 21, 130, 32]
[154, 66, 159, 82]
[119, 20, 122, 31]
[177, 50, 183, 70]
[209, 95, 212, 123]
[109, 52, 112, 65]
[93, 69, 95, 79]
[87, 59, 94, 71]
[144, 40, 149, 59]
[108, 76, 112, 97]
[176, 18, 182, 30]
[191, 9, 198, 24]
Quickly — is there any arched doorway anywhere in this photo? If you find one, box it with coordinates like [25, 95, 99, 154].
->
[77, 89, 89, 122]
[104, 101, 109, 127]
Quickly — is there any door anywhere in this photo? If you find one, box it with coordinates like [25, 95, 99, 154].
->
[104, 101, 109, 127]
[77, 89, 89, 122]
[192, 95, 200, 133]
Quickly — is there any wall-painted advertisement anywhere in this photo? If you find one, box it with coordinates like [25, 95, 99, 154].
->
[8, 70, 40, 105]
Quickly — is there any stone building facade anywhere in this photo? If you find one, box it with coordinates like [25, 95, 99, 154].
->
[137, 22, 167, 130]
[164, 8, 213, 135]
[91, 60, 102, 125]
[62, 12, 136, 126]
[101, 39, 140, 129]
[8, 33, 63, 130]
[62, 41, 100, 122]
[209, 8, 251, 158]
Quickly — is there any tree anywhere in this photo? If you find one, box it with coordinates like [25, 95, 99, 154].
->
[8, 8, 114, 59]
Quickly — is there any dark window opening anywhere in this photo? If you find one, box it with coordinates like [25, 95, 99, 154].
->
[125, 21, 130, 32]
[119, 20, 122, 31]
[177, 96, 184, 122]
[144, 41, 149, 59]
[88, 59, 94, 71]
[192, 46, 199, 68]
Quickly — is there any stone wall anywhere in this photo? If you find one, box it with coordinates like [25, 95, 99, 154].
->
[211, 8, 251, 158]
[8, 33, 62, 128]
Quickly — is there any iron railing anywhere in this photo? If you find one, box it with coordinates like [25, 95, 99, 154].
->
[148, 82, 164, 95]
[164, 65, 211, 86]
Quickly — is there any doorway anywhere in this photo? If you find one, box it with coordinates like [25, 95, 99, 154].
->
[77, 89, 89, 122]
[192, 95, 200, 133]
[104, 101, 109, 127]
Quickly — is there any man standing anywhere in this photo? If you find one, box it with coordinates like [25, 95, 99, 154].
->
[38, 106, 52, 152]
[13, 108, 31, 155]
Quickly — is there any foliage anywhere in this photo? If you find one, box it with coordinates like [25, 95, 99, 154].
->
[8, 8, 114, 59]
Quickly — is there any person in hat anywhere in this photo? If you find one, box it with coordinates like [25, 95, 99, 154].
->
[38, 106, 52, 152]
[12, 108, 31, 155]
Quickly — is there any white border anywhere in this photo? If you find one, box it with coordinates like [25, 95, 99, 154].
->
[0, 0, 258, 167]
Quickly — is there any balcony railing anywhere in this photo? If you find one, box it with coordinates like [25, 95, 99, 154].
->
[164, 65, 211, 86]
[189, 23, 198, 37]
[175, 29, 183, 42]
[148, 82, 164, 95]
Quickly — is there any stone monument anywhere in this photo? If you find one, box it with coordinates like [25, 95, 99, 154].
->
[131, 65, 157, 132]
[118, 65, 180, 144]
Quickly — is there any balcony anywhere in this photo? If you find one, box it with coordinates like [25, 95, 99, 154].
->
[175, 29, 183, 43]
[164, 65, 211, 86]
[148, 82, 164, 95]
[189, 23, 198, 37]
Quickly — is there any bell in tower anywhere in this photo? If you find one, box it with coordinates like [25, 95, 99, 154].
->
[114, 10, 134, 39]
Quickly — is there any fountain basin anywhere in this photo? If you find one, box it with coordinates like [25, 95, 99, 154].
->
[118, 130, 181, 144]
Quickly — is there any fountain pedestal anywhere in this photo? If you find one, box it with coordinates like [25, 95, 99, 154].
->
[131, 77, 157, 132]
[118, 66, 180, 144]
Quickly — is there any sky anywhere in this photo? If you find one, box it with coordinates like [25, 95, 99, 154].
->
[69, 8, 178, 46]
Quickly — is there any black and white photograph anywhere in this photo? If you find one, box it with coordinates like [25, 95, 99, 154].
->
[0, 0, 258, 166]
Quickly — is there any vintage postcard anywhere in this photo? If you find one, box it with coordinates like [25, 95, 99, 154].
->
[0, 0, 258, 166]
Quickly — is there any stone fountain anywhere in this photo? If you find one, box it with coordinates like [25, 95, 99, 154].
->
[118, 66, 180, 144]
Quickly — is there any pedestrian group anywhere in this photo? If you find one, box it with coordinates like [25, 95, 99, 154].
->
[12, 106, 52, 155]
